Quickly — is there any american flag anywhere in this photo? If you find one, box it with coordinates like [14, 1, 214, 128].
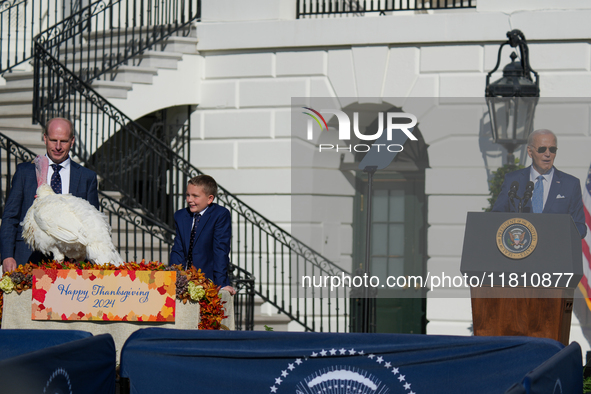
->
[580, 166, 591, 308]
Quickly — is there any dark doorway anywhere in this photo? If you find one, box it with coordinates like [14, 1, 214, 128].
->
[345, 103, 429, 334]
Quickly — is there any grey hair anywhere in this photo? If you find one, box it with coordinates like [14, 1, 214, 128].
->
[43, 118, 75, 140]
[527, 129, 557, 147]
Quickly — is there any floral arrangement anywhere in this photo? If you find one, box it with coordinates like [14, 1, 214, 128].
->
[0, 260, 227, 330]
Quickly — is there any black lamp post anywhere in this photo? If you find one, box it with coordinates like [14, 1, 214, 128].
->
[486, 29, 540, 164]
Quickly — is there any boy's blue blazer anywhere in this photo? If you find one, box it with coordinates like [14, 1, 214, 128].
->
[170, 203, 231, 287]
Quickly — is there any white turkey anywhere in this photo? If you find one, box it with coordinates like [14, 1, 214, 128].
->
[21, 155, 123, 265]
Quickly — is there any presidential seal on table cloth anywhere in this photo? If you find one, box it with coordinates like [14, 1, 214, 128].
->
[496, 218, 538, 259]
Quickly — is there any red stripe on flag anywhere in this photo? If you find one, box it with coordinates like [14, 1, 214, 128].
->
[579, 282, 591, 311]
[582, 187, 591, 310]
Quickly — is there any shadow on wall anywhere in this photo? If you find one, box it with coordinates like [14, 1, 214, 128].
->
[479, 109, 528, 183]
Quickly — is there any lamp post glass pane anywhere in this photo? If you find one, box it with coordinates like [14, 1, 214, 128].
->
[487, 97, 538, 146]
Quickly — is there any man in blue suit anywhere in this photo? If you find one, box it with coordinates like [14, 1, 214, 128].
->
[170, 175, 235, 294]
[492, 129, 586, 238]
[0, 118, 99, 273]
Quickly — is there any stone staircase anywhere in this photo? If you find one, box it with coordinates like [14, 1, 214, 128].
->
[0, 71, 45, 155]
[253, 296, 292, 331]
[0, 31, 198, 146]
[0, 29, 198, 264]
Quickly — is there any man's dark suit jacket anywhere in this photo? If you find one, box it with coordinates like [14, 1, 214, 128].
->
[0, 160, 99, 265]
[170, 203, 231, 287]
[492, 166, 587, 238]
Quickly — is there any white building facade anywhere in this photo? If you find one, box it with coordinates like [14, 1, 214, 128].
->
[2, 0, 591, 347]
[181, 0, 591, 349]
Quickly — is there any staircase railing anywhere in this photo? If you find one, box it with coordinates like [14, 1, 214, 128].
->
[0, 130, 37, 214]
[0, 0, 84, 73]
[32, 0, 351, 332]
[230, 265, 255, 331]
[99, 191, 174, 263]
[35, 0, 199, 83]
[32, 0, 200, 228]
[296, 0, 476, 18]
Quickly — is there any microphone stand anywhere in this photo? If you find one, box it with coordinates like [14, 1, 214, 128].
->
[508, 181, 533, 213]
[517, 197, 524, 213]
[509, 195, 519, 212]
[361, 165, 377, 333]
[510, 191, 532, 213]
[521, 182, 534, 212]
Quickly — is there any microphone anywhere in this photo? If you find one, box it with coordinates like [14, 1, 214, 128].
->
[508, 181, 519, 200]
[522, 181, 534, 206]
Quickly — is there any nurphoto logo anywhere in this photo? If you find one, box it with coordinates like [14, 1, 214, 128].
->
[302, 107, 418, 153]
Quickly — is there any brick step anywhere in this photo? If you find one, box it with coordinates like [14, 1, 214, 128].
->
[2, 71, 35, 89]
[106, 65, 159, 84]
[61, 50, 184, 71]
[61, 33, 198, 56]
[83, 24, 197, 41]
[90, 80, 133, 99]
[0, 116, 38, 128]
[0, 103, 33, 116]
[0, 126, 43, 145]
[0, 89, 33, 103]
[251, 296, 292, 331]
[127, 50, 184, 69]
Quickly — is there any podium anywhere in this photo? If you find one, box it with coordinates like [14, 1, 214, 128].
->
[460, 212, 582, 345]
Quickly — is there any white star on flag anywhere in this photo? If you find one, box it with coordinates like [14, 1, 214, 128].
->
[368, 354, 375, 359]
[329, 349, 337, 355]
[320, 350, 328, 356]
[270, 386, 277, 393]
[339, 348, 347, 354]
[348, 349, 356, 355]
[295, 359, 303, 365]
[287, 363, 295, 371]
[281, 370, 288, 377]
[398, 374, 406, 382]
[384, 362, 392, 368]
[404, 383, 411, 390]
[376, 356, 384, 364]
[275, 377, 282, 384]
[311, 352, 318, 357]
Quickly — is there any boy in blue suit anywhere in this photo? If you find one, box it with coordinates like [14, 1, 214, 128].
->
[492, 129, 586, 238]
[170, 175, 235, 294]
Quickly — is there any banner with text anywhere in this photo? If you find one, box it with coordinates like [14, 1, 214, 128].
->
[32, 269, 176, 322]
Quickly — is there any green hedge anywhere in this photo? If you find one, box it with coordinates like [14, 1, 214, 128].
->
[484, 159, 524, 212]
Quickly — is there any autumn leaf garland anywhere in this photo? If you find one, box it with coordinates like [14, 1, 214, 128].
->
[0, 260, 227, 330]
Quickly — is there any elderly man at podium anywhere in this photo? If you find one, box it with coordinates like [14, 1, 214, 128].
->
[492, 129, 587, 239]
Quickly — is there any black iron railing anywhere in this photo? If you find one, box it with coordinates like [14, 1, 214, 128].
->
[0, 0, 84, 73]
[33, 0, 200, 228]
[296, 0, 475, 18]
[230, 265, 255, 331]
[99, 191, 174, 263]
[31, 0, 351, 332]
[35, 0, 199, 83]
[0, 130, 37, 215]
